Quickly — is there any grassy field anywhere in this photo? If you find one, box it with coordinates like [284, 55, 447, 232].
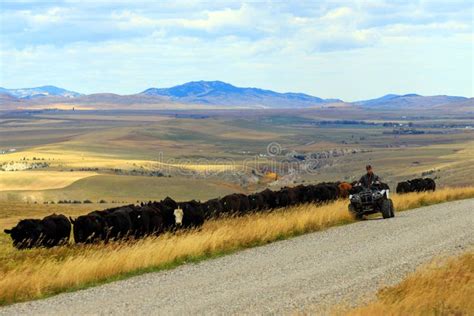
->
[0, 109, 472, 306]
[1, 109, 473, 204]
[0, 187, 473, 305]
[344, 250, 474, 315]
[0, 174, 242, 204]
[0, 171, 97, 191]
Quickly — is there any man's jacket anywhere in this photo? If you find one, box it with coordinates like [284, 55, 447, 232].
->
[359, 173, 381, 188]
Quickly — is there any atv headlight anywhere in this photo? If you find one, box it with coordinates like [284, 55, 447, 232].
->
[372, 191, 382, 199]
[350, 195, 361, 203]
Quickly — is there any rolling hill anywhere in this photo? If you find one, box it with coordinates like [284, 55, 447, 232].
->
[433, 97, 474, 112]
[354, 93, 469, 108]
[0, 85, 82, 99]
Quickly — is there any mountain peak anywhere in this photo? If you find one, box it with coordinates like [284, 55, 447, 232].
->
[143, 80, 240, 98]
[141, 80, 339, 108]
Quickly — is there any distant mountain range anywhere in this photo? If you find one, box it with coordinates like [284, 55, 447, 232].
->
[141, 81, 341, 108]
[0, 81, 471, 110]
[0, 85, 82, 99]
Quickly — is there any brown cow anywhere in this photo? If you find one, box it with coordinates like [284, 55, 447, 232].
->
[338, 182, 353, 198]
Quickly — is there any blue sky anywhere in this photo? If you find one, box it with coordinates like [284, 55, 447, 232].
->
[0, 0, 472, 101]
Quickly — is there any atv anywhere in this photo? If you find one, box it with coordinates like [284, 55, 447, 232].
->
[348, 183, 395, 220]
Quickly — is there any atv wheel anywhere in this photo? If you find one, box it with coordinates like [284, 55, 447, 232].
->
[381, 199, 393, 219]
[389, 199, 395, 217]
[349, 204, 363, 220]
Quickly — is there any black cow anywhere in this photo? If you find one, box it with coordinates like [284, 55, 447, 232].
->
[128, 205, 165, 238]
[259, 189, 277, 209]
[220, 194, 238, 215]
[308, 184, 330, 203]
[178, 200, 202, 212]
[238, 194, 251, 214]
[220, 193, 250, 215]
[424, 178, 436, 191]
[4, 219, 43, 249]
[248, 192, 267, 211]
[41, 214, 71, 247]
[161, 196, 178, 211]
[319, 182, 340, 201]
[39, 214, 71, 247]
[4, 214, 71, 249]
[103, 206, 133, 241]
[303, 185, 315, 202]
[275, 187, 298, 207]
[293, 185, 312, 204]
[70, 211, 107, 244]
[144, 203, 167, 234]
[201, 198, 223, 219]
[396, 181, 411, 193]
[410, 178, 425, 191]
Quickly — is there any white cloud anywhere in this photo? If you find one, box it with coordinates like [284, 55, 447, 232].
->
[111, 11, 158, 29]
[0, 1, 472, 99]
[383, 21, 472, 36]
[112, 4, 259, 32]
[321, 7, 354, 20]
[180, 5, 255, 30]
[18, 7, 70, 25]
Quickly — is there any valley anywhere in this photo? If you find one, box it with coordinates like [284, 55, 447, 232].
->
[0, 107, 472, 204]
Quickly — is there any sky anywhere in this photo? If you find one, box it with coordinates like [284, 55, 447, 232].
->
[0, 0, 472, 101]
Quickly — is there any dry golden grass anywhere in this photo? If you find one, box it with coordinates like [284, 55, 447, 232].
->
[344, 250, 474, 316]
[0, 171, 97, 191]
[389, 186, 474, 211]
[159, 161, 241, 173]
[0, 146, 242, 175]
[0, 147, 152, 170]
[0, 187, 473, 305]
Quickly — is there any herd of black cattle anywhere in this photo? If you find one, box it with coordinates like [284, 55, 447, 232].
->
[395, 178, 436, 194]
[3, 177, 436, 249]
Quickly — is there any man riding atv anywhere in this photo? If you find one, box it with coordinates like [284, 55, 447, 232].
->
[349, 165, 395, 219]
[358, 165, 380, 188]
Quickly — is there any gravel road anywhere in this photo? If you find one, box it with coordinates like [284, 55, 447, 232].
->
[1, 199, 473, 315]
